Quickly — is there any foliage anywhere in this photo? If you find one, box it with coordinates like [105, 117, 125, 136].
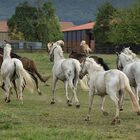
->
[108, 2, 140, 45]
[7, 0, 63, 47]
[92, 2, 116, 46]
[8, 1, 38, 41]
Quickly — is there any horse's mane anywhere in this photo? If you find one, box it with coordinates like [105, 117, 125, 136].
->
[0, 47, 21, 59]
[89, 56, 110, 70]
[86, 58, 104, 71]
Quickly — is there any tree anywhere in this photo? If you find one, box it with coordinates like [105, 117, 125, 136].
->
[8, 1, 38, 41]
[109, 2, 140, 45]
[8, 0, 63, 47]
[93, 2, 116, 46]
[35, 1, 63, 46]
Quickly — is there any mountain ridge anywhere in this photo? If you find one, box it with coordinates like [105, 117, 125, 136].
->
[0, 0, 135, 25]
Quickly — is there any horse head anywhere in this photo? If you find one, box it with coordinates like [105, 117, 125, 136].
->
[56, 40, 64, 48]
[49, 43, 63, 62]
[80, 40, 86, 46]
[3, 43, 12, 59]
[116, 51, 134, 70]
[47, 42, 54, 52]
[123, 47, 137, 59]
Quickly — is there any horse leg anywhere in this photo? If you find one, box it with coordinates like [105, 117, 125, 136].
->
[85, 89, 94, 121]
[109, 93, 120, 125]
[118, 90, 124, 111]
[12, 80, 19, 100]
[68, 79, 80, 108]
[31, 73, 42, 95]
[64, 81, 72, 106]
[18, 77, 24, 104]
[100, 95, 108, 116]
[2, 82, 8, 102]
[3, 79, 11, 103]
[50, 76, 58, 104]
[136, 86, 140, 104]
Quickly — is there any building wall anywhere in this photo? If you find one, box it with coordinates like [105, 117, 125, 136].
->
[63, 29, 94, 53]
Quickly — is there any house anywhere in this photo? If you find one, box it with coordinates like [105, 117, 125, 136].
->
[0, 20, 97, 53]
[0, 21, 9, 45]
[0, 21, 76, 48]
[62, 22, 95, 53]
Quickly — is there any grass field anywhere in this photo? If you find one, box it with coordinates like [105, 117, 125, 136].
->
[0, 52, 140, 140]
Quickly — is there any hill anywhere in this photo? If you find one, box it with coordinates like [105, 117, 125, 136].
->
[0, 0, 135, 25]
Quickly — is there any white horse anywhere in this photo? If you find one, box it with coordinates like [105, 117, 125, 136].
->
[80, 40, 92, 55]
[117, 48, 140, 103]
[79, 57, 140, 124]
[1, 43, 35, 103]
[48, 42, 81, 107]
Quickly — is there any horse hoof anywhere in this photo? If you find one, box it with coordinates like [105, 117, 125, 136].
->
[137, 112, 140, 115]
[117, 119, 121, 124]
[103, 111, 109, 116]
[111, 118, 120, 125]
[50, 101, 55, 104]
[67, 99, 70, 103]
[120, 108, 123, 111]
[76, 104, 80, 108]
[85, 116, 90, 121]
[6, 99, 11, 103]
[111, 121, 115, 125]
[68, 103, 72, 106]
[4, 97, 7, 101]
[38, 92, 42, 96]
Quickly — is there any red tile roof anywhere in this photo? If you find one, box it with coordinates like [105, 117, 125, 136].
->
[60, 22, 75, 31]
[0, 21, 8, 32]
[62, 22, 95, 32]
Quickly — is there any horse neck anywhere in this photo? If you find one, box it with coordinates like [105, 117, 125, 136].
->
[53, 50, 64, 62]
[121, 54, 134, 67]
[3, 51, 11, 59]
[87, 63, 104, 77]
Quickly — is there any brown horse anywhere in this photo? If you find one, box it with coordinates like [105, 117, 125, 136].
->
[80, 40, 92, 55]
[69, 51, 110, 71]
[0, 48, 50, 97]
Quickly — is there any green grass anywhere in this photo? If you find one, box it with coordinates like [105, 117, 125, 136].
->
[0, 52, 140, 140]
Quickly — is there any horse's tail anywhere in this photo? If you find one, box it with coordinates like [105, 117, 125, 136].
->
[15, 62, 35, 93]
[21, 58, 50, 83]
[120, 72, 140, 113]
[31, 61, 50, 83]
[35, 69, 50, 83]
[79, 75, 89, 91]
[72, 60, 81, 87]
